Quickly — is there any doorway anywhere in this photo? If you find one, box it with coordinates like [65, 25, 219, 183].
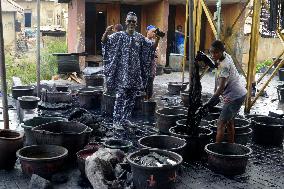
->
[95, 12, 106, 55]
[85, 3, 106, 55]
[166, 5, 176, 66]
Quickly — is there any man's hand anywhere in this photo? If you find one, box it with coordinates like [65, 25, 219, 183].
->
[153, 35, 160, 50]
[102, 25, 114, 43]
[105, 25, 114, 33]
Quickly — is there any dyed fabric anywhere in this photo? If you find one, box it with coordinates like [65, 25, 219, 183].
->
[175, 32, 185, 54]
[113, 88, 138, 123]
[102, 31, 155, 91]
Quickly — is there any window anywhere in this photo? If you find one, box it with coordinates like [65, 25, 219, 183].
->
[24, 12, 32, 27]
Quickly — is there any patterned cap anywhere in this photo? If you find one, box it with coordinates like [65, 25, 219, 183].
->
[146, 25, 156, 31]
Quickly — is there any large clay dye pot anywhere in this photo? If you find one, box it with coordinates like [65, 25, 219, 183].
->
[0, 130, 24, 170]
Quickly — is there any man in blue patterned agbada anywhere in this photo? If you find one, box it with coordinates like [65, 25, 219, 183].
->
[102, 12, 160, 129]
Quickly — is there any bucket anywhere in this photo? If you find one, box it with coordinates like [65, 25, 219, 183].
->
[251, 116, 284, 146]
[21, 116, 66, 145]
[127, 149, 182, 189]
[17, 145, 68, 178]
[167, 82, 188, 95]
[0, 130, 24, 170]
[169, 125, 213, 161]
[205, 143, 252, 175]
[156, 107, 187, 134]
[278, 68, 284, 81]
[84, 74, 104, 87]
[138, 135, 186, 156]
[277, 86, 284, 102]
[103, 139, 133, 153]
[78, 87, 103, 109]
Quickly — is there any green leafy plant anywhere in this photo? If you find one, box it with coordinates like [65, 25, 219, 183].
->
[256, 59, 273, 73]
[4, 38, 67, 92]
[41, 38, 67, 79]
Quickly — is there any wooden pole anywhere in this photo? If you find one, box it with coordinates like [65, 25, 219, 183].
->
[245, 0, 261, 113]
[36, 0, 40, 97]
[0, 1, 10, 129]
[188, 0, 195, 85]
[182, 0, 189, 83]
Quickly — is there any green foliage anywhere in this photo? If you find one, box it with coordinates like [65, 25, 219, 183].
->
[41, 38, 67, 79]
[256, 59, 273, 73]
[5, 38, 67, 92]
[5, 54, 37, 91]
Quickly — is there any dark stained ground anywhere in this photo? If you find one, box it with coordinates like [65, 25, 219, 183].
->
[0, 72, 283, 189]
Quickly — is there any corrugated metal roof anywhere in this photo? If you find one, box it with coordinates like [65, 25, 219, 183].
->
[2, 0, 24, 13]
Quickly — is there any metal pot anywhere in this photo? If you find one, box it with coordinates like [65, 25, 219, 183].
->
[0, 130, 24, 170]
[21, 116, 67, 145]
[17, 145, 68, 178]
[78, 87, 103, 109]
[127, 148, 183, 189]
[18, 96, 40, 109]
[103, 139, 133, 153]
[205, 143, 252, 175]
[12, 86, 35, 99]
[167, 82, 188, 95]
[169, 125, 213, 161]
[251, 116, 284, 146]
[138, 135, 186, 156]
[76, 147, 98, 177]
[156, 107, 188, 134]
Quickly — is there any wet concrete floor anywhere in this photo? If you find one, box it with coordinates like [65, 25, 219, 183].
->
[0, 72, 283, 189]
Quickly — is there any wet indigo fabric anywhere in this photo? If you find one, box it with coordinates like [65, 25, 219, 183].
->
[102, 31, 155, 91]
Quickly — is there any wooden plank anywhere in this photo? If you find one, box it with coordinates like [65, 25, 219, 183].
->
[245, 0, 261, 113]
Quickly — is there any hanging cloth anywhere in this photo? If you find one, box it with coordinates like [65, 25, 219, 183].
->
[268, 0, 278, 31]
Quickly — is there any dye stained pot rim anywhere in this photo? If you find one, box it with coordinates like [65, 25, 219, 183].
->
[21, 116, 67, 130]
[156, 107, 188, 117]
[78, 86, 104, 93]
[138, 135, 187, 151]
[167, 81, 189, 86]
[16, 145, 68, 161]
[169, 125, 213, 139]
[103, 139, 133, 150]
[76, 147, 98, 160]
[251, 116, 284, 127]
[210, 118, 250, 129]
[12, 85, 35, 90]
[127, 148, 183, 170]
[18, 96, 40, 102]
[0, 129, 24, 140]
[204, 143, 252, 158]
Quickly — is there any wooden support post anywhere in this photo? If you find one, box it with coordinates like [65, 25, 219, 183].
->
[245, 0, 261, 113]
[200, 0, 218, 37]
[182, 0, 189, 83]
[0, 0, 9, 129]
[194, 0, 202, 54]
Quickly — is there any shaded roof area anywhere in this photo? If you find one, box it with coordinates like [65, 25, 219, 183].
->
[2, 0, 24, 13]
[58, 0, 248, 5]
